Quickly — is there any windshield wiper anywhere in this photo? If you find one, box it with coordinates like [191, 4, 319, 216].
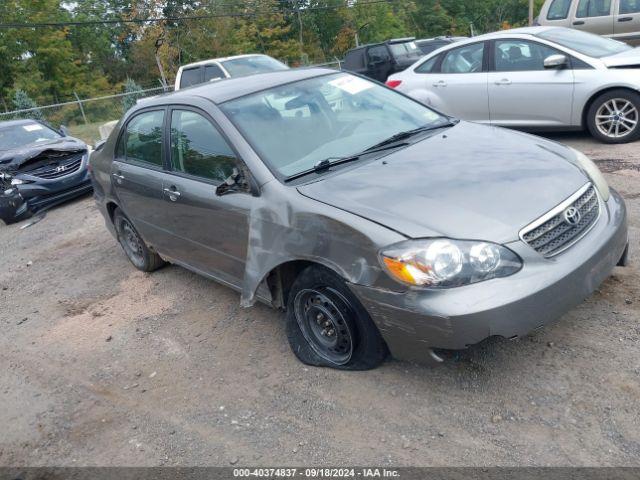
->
[284, 155, 360, 183]
[362, 121, 457, 153]
[283, 141, 415, 183]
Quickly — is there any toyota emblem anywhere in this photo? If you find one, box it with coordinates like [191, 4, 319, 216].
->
[563, 206, 581, 226]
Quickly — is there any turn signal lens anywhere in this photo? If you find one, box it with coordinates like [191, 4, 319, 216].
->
[379, 238, 522, 288]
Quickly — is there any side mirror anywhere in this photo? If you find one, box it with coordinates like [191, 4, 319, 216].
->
[59, 125, 70, 136]
[216, 168, 243, 196]
[544, 54, 568, 69]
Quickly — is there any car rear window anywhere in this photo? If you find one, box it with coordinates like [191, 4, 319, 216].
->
[221, 56, 288, 77]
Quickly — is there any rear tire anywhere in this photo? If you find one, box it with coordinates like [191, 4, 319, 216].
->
[113, 208, 165, 272]
[587, 89, 640, 144]
[285, 265, 388, 370]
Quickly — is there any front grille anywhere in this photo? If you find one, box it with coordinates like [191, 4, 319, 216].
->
[24, 152, 84, 179]
[520, 184, 600, 257]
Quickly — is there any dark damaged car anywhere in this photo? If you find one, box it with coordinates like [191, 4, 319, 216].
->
[0, 119, 92, 224]
[90, 69, 628, 370]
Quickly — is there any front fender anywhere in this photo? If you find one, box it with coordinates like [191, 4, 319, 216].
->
[239, 183, 406, 307]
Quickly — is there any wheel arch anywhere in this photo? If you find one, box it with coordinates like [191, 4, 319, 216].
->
[262, 259, 350, 310]
[581, 86, 640, 128]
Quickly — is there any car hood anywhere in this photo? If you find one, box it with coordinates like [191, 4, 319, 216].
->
[297, 122, 589, 243]
[602, 48, 640, 68]
[0, 137, 87, 173]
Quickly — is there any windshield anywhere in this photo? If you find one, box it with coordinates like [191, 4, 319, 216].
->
[221, 73, 448, 179]
[0, 122, 61, 151]
[221, 56, 289, 77]
[388, 41, 421, 57]
[537, 28, 632, 58]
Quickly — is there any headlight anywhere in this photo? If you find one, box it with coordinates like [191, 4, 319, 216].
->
[379, 238, 522, 288]
[11, 178, 31, 185]
[571, 148, 609, 201]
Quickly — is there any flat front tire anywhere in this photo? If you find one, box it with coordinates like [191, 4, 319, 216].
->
[285, 266, 388, 370]
[113, 208, 165, 272]
[587, 89, 640, 144]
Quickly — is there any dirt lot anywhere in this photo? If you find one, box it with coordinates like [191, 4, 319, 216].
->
[0, 132, 639, 467]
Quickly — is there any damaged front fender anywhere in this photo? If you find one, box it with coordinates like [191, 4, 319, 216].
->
[0, 185, 29, 224]
[239, 183, 406, 308]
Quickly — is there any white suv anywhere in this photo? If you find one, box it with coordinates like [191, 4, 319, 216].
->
[174, 54, 288, 91]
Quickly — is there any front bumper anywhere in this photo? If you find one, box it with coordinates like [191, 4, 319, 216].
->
[349, 189, 629, 363]
[0, 163, 92, 224]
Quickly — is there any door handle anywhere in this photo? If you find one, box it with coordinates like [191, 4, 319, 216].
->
[433, 80, 447, 87]
[618, 16, 633, 22]
[112, 172, 125, 183]
[494, 79, 512, 86]
[163, 187, 181, 201]
[573, 20, 585, 25]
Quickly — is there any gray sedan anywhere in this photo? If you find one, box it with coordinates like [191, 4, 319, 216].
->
[388, 27, 640, 143]
[90, 68, 628, 369]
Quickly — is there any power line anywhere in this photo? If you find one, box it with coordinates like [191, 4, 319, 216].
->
[0, 0, 398, 29]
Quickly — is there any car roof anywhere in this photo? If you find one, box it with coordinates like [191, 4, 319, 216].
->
[178, 54, 272, 71]
[418, 26, 563, 52]
[140, 67, 337, 108]
[0, 119, 41, 128]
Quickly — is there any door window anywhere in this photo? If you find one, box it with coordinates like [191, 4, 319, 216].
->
[576, 0, 612, 17]
[204, 64, 225, 81]
[441, 43, 485, 73]
[620, 0, 640, 13]
[179, 67, 202, 88]
[119, 110, 164, 167]
[494, 40, 563, 71]
[169, 109, 237, 183]
[547, 0, 573, 19]
[367, 45, 390, 64]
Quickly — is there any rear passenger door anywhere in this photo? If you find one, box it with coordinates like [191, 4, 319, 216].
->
[111, 109, 168, 248]
[571, 0, 615, 35]
[614, 0, 640, 41]
[488, 39, 574, 126]
[158, 107, 253, 287]
[426, 42, 490, 121]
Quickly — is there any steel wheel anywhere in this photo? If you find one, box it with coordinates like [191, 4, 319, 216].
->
[293, 287, 354, 365]
[118, 217, 145, 268]
[595, 98, 639, 140]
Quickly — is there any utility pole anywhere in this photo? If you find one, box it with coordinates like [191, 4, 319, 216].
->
[529, 0, 535, 25]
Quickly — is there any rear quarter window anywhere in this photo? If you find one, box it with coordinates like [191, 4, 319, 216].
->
[179, 67, 202, 88]
[344, 49, 366, 70]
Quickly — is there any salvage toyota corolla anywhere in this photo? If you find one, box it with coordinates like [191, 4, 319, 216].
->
[90, 68, 629, 370]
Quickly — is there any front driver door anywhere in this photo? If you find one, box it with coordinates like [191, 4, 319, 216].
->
[158, 107, 253, 289]
[426, 42, 490, 121]
[487, 39, 575, 127]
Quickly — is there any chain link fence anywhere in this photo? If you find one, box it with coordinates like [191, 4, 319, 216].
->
[0, 86, 173, 145]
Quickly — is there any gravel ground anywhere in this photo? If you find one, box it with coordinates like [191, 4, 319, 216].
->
[0, 132, 638, 467]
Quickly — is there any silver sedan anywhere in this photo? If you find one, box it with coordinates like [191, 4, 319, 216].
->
[387, 26, 640, 143]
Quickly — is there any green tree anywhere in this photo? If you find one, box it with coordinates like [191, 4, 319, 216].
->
[12, 89, 44, 120]
[122, 78, 143, 113]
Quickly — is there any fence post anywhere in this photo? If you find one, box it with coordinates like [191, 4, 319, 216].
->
[73, 91, 88, 125]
